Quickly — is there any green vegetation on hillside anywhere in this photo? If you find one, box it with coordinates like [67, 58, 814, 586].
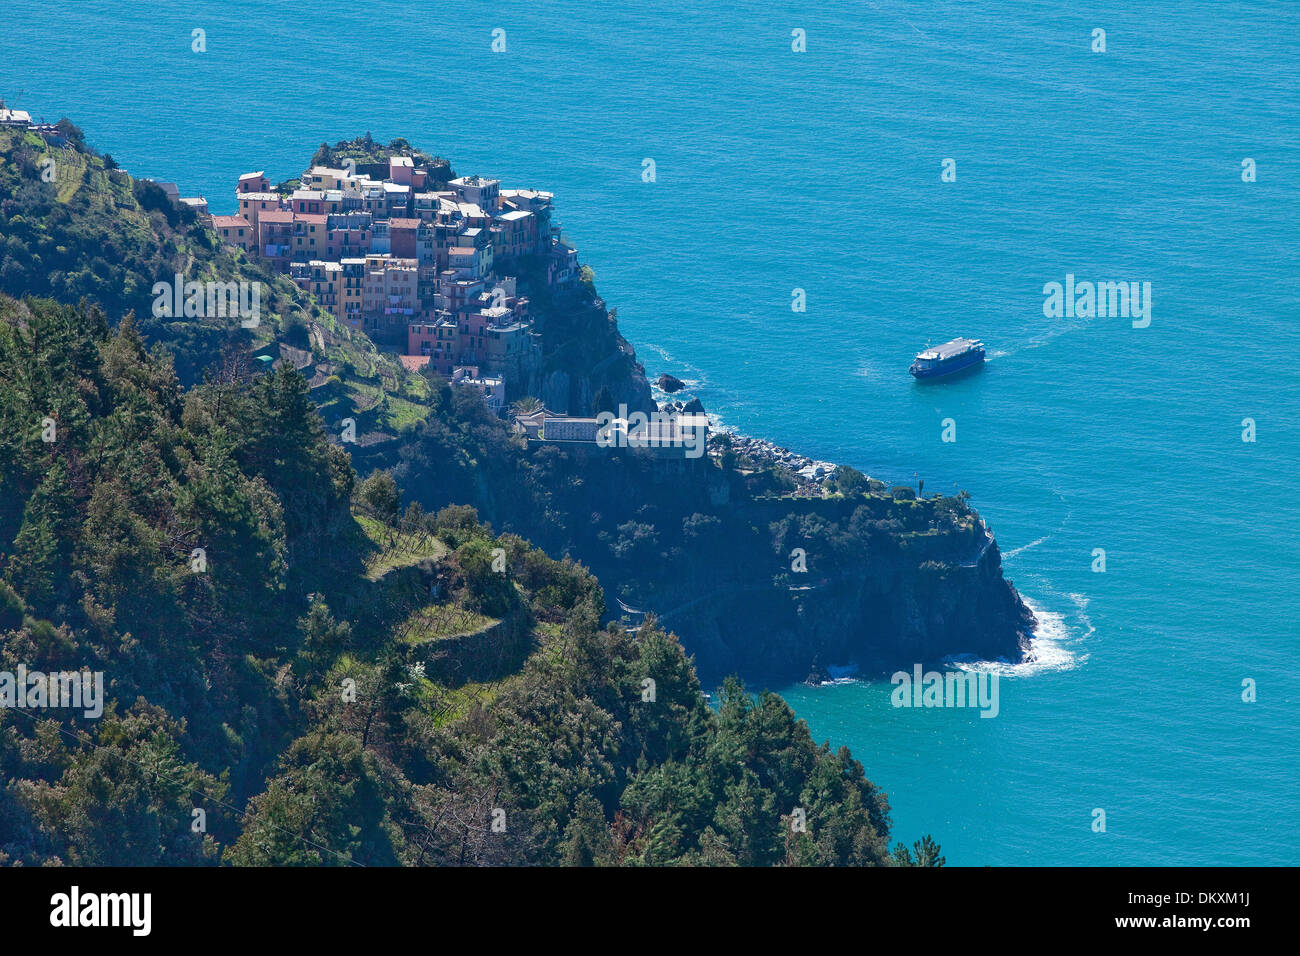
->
[0, 122, 429, 434]
[0, 121, 1039, 865]
[0, 295, 933, 866]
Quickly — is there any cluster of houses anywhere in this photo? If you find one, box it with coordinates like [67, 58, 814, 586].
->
[4, 104, 717, 463]
[199, 152, 585, 410]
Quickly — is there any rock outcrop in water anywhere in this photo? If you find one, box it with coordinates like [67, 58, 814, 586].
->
[656, 372, 686, 393]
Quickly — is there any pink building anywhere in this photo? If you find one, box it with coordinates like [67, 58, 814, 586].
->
[237, 192, 285, 231]
[257, 210, 295, 271]
[238, 171, 270, 194]
[388, 155, 414, 186]
[408, 314, 459, 374]
[326, 213, 372, 260]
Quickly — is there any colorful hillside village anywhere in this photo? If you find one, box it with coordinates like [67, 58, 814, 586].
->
[201, 153, 580, 411]
[2, 105, 712, 461]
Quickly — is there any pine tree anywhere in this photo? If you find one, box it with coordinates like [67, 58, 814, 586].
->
[6, 458, 77, 612]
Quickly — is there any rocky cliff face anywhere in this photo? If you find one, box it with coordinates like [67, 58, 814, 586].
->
[454, 439, 1037, 689]
[659, 533, 1034, 687]
[524, 288, 654, 415]
[534, 354, 653, 418]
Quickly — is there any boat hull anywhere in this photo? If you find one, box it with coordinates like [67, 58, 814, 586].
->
[910, 350, 985, 379]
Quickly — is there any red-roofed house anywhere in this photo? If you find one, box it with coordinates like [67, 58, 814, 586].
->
[388, 217, 421, 259]
[212, 215, 254, 253]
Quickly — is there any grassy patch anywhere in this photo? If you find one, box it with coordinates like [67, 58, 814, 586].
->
[430, 678, 506, 726]
[395, 603, 497, 644]
[385, 394, 427, 431]
[355, 514, 448, 581]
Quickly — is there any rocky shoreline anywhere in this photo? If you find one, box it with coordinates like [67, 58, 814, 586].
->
[654, 379, 840, 489]
[715, 428, 840, 486]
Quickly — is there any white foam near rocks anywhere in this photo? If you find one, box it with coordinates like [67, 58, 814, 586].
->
[945, 596, 1088, 678]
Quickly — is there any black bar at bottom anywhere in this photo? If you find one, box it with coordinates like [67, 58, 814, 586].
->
[0, 865, 1276, 942]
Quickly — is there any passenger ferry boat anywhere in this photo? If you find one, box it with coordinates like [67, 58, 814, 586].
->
[909, 338, 986, 379]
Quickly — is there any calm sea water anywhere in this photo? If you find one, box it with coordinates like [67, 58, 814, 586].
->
[4, 0, 1296, 865]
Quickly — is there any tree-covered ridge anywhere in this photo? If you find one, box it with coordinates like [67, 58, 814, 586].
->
[0, 295, 933, 866]
[0, 125, 283, 365]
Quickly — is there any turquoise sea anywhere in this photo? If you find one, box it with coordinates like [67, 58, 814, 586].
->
[3, 0, 1296, 865]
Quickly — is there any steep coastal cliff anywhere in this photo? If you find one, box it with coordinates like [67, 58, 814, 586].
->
[527, 288, 655, 416]
[394, 416, 1036, 686]
[669, 521, 1033, 684]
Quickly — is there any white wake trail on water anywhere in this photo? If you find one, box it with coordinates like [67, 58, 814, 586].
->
[988, 317, 1096, 362]
[1001, 486, 1072, 563]
[643, 343, 708, 388]
[1002, 535, 1049, 560]
[1068, 592, 1096, 640]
